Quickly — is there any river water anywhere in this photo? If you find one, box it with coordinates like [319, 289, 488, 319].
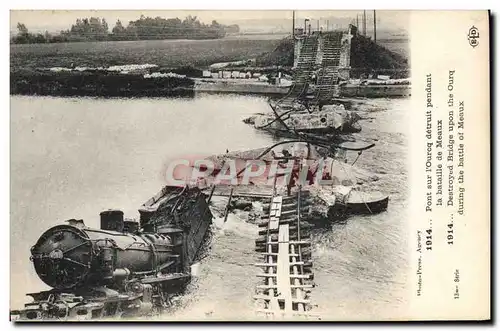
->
[10, 94, 410, 320]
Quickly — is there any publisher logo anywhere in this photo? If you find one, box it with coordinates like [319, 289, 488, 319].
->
[467, 26, 479, 48]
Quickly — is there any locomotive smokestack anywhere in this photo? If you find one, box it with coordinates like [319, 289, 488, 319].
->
[66, 219, 86, 228]
[123, 219, 139, 234]
[100, 209, 124, 232]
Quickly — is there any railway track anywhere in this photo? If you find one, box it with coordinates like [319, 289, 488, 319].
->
[254, 189, 320, 320]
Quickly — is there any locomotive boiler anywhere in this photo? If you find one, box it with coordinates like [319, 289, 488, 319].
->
[10, 185, 213, 321]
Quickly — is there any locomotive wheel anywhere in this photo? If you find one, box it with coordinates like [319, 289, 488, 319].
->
[51, 300, 69, 321]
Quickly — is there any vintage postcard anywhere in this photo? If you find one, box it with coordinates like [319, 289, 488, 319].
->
[9, 9, 490, 321]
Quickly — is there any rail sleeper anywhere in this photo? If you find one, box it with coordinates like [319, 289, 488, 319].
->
[254, 191, 318, 320]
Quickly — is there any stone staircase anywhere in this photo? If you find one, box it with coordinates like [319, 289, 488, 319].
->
[311, 31, 343, 106]
[274, 35, 319, 110]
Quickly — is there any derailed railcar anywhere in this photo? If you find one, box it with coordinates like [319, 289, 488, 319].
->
[139, 185, 213, 272]
[10, 185, 213, 321]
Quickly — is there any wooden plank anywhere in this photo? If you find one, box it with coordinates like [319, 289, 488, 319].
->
[271, 202, 281, 210]
[254, 295, 280, 301]
[279, 214, 301, 221]
[290, 244, 305, 313]
[212, 192, 273, 199]
[289, 240, 311, 246]
[254, 296, 310, 304]
[256, 285, 279, 289]
[259, 226, 303, 235]
[269, 216, 280, 229]
[255, 262, 278, 267]
[222, 187, 234, 223]
[290, 284, 314, 288]
[266, 232, 280, 312]
[278, 219, 295, 225]
[260, 252, 299, 257]
[289, 274, 312, 279]
[255, 193, 318, 319]
[278, 224, 293, 313]
[258, 228, 278, 235]
[261, 208, 308, 218]
[263, 201, 308, 211]
[290, 261, 305, 266]
[268, 196, 282, 230]
[266, 240, 310, 245]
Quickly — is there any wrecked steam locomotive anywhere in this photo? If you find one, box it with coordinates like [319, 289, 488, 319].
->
[10, 186, 213, 321]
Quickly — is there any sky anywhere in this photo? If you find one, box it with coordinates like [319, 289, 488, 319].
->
[10, 10, 410, 34]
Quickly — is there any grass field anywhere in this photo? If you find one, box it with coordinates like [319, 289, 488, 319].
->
[10, 37, 282, 70]
[10, 34, 409, 71]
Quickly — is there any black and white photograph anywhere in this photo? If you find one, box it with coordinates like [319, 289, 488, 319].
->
[8, 9, 489, 322]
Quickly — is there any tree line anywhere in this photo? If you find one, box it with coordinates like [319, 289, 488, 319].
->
[11, 15, 240, 44]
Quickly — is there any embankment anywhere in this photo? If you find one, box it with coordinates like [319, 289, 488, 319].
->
[349, 35, 409, 78]
[255, 37, 295, 67]
[11, 69, 195, 97]
[255, 33, 409, 78]
[194, 78, 289, 96]
[340, 84, 411, 98]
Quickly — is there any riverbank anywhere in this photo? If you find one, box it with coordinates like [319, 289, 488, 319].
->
[11, 68, 195, 97]
[193, 77, 411, 98]
[194, 78, 290, 96]
[10, 66, 411, 98]
[340, 83, 411, 98]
